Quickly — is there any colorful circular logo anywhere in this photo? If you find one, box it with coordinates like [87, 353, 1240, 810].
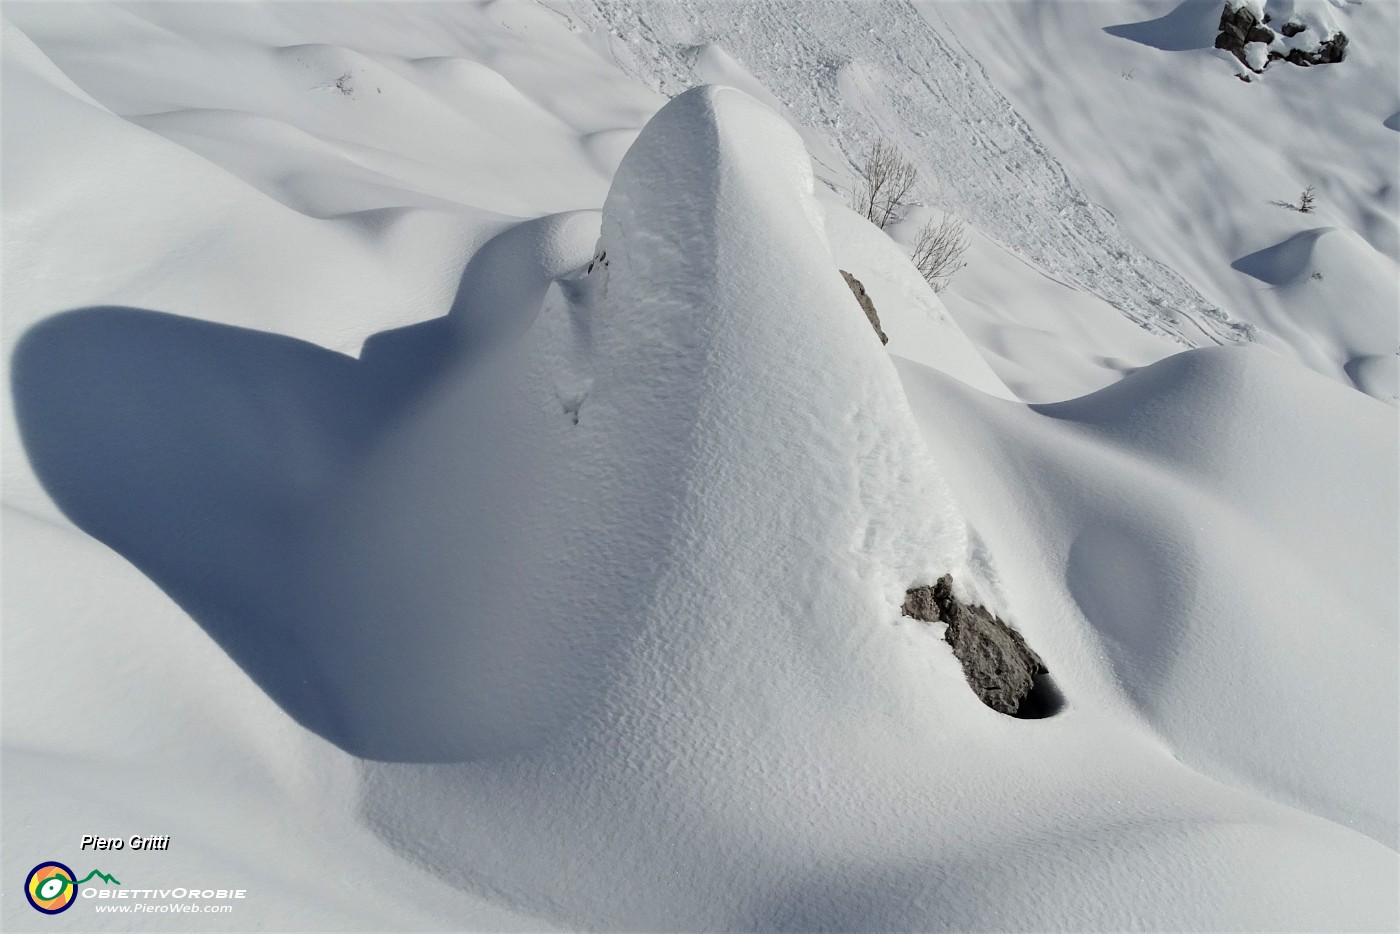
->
[25, 862, 77, 914]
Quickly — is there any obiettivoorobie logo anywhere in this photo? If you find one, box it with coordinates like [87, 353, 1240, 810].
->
[24, 861, 120, 914]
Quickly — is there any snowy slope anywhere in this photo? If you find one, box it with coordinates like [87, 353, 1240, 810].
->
[4, 2, 1397, 931]
[929, 0, 1399, 401]
[563, 0, 1397, 402]
[562, 0, 1252, 349]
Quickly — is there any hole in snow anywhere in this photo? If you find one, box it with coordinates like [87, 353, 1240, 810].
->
[1013, 670, 1064, 720]
[558, 389, 587, 426]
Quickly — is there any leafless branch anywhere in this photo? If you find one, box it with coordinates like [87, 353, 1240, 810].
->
[851, 139, 919, 229]
[911, 214, 970, 293]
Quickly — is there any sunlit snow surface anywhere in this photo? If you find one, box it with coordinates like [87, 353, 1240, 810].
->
[3, 2, 1396, 931]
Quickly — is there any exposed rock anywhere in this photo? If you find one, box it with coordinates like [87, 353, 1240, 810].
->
[902, 575, 1047, 717]
[840, 270, 888, 345]
[1214, 2, 1347, 73]
[1314, 31, 1348, 64]
[1246, 22, 1275, 44]
[1215, 3, 1255, 50]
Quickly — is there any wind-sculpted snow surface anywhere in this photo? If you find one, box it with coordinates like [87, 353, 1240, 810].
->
[1232, 226, 1400, 401]
[348, 88, 1397, 931]
[1041, 348, 1398, 845]
[5, 3, 1397, 925]
[907, 345, 1398, 848]
[566, 0, 1251, 347]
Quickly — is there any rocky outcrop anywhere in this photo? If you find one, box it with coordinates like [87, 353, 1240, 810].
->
[1215, 2, 1347, 73]
[1294, 30, 1346, 65]
[840, 270, 888, 345]
[903, 576, 1047, 716]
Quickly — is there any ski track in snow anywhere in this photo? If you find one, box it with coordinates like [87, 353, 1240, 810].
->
[563, 0, 1254, 348]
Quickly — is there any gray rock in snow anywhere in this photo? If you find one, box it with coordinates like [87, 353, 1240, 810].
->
[1246, 22, 1275, 44]
[903, 575, 1046, 716]
[840, 270, 888, 345]
[1312, 31, 1348, 64]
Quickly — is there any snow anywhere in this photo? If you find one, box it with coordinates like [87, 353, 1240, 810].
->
[1266, 0, 1348, 43]
[1244, 40, 1272, 71]
[1033, 347, 1397, 844]
[1225, 0, 1345, 38]
[567, 0, 1253, 348]
[3, 1, 1396, 931]
[931, 0, 1399, 401]
[820, 201, 1017, 400]
[1229, 0, 1270, 19]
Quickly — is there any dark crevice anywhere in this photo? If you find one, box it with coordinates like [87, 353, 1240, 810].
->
[1014, 671, 1064, 720]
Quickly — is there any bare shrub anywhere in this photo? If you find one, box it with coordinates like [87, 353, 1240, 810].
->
[911, 214, 970, 293]
[1298, 184, 1317, 213]
[850, 139, 968, 292]
[851, 139, 919, 229]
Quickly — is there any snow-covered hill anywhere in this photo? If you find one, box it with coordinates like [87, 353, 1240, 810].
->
[3, 2, 1395, 931]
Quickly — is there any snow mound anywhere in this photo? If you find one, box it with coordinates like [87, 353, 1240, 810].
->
[1233, 226, 1399, 400]
[10, 82, 965, 765]
[347, 88, 1397, 930]
[685, 41, 851, 184]
[0, 17, 488, 359]
[904, 343, 1397, 849]
[1047, 348, 1399, 845]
